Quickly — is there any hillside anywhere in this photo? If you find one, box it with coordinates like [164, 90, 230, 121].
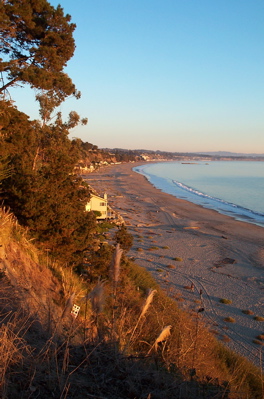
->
[0, 207, 263, 398]
[1, 2, 263, 396]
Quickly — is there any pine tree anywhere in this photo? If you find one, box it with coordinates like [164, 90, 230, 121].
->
[0, 1, 96, 266]
[1, 101, 96, 265]
[0, 0, 78, 111]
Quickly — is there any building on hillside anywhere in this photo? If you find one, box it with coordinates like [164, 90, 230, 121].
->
[85, 193, 108, 219]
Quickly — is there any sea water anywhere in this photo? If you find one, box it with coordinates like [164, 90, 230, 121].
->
[133, 161, 264, 228]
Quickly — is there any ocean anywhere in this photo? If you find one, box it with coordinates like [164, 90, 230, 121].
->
[133, 161, 264, 228]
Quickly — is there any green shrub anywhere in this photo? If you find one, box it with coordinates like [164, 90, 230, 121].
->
[115, 224, 134, 252]
[224, 317, 236, 323]
[242, 309, 254, 315]
[252, 339, 264, 346]
[254, 316, 264, 322]
[97, 221, 115, 233]
[219, 298, 232, 304]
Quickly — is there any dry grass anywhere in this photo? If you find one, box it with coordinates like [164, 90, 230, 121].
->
[0, 312, 33, 397]
[0, 207, 18, 244]
[88, 280, 106, 314]
[0, 207, 263, 399]
[0, 208, 38, 262]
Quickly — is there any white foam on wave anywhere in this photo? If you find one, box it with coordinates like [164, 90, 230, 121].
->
[172, 180, 264, 222]
[133, 165, 264, 227]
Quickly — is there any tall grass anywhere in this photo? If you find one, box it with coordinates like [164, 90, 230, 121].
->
[1, 206, 263, 398]
[129, 288, 157, 342]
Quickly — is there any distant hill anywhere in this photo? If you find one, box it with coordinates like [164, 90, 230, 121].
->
[102, 148, 264, 162]
[196, 151, 264, 158]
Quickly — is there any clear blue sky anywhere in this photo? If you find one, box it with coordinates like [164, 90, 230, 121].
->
[10, 0, 264, 153]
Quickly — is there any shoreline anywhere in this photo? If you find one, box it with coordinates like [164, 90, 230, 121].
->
[133, 161, 264, 229]
[84, 162, 264, 367]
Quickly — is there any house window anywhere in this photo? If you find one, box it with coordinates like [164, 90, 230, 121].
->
[100, 202, 105, 206]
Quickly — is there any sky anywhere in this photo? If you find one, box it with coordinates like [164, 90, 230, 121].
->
[9, 0, 264, 153]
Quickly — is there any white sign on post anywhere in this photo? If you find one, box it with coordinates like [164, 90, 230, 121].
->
[71, 304, 80, 319]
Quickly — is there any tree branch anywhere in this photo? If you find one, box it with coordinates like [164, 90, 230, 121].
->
[0, 77, 19, 92]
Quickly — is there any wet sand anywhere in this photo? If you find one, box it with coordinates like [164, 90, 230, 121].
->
[84, 162, 264, 367]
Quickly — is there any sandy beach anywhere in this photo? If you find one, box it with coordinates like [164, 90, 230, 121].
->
[84, 162, 264, 368]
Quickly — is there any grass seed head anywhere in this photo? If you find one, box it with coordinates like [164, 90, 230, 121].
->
[109, 243, 123, 284]
[141, 288, 157, 319]
[154, 325, 172, 351]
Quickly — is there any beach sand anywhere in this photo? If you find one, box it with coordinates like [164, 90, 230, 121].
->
[84, 162, 264, 367]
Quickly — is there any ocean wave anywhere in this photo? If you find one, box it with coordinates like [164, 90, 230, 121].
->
[133, 165, 264, 227]
[172, 180, 264, 221]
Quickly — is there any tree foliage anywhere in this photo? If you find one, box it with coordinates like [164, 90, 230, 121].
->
[0, 101, 96, 265]
[88, 243, 114, 281]
[114, 224, 134, 253]
[0, 1, 97, 266]
[0, 0, 79, 115]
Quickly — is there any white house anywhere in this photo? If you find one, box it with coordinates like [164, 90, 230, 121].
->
[85, 193, 108, 219]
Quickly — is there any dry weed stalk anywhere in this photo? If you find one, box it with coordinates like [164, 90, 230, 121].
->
[0, 316, 32, 396]
[108, 244, 123, 342]
[88, 280, 106, 315]
[0, 324, 23, 381]
[82, 280, 106, 342]
[140, 289, 157, 320]
[39, 298, 75, 359]
[109, 243, 123, 288]
[147, 325, 172, 354]
[61, 293, 75, 320]
[130, 288, 157, 341]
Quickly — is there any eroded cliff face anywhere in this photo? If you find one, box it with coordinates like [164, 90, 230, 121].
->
[0, 240, 62, 327]
[0, 210, 88, 398]
[0, 209, 75, 335]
